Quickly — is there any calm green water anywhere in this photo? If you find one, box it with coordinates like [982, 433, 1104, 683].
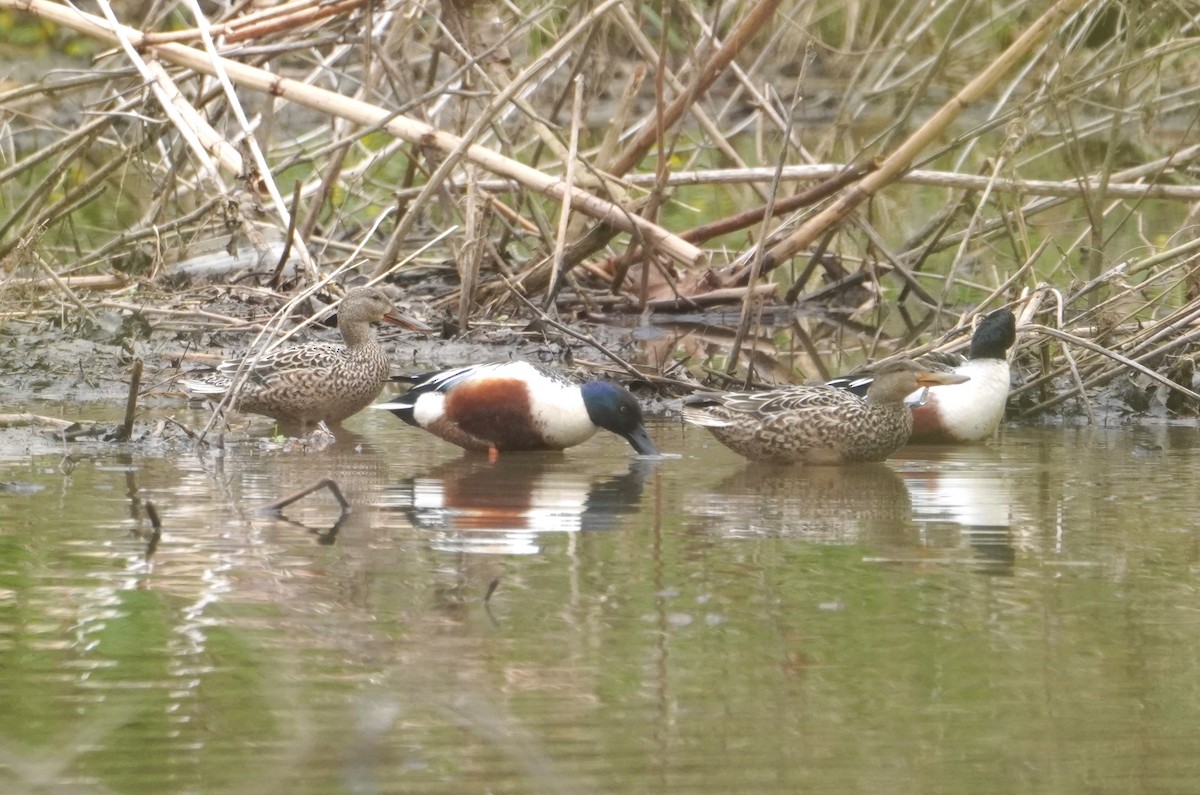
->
[3, 408, 1200, 793]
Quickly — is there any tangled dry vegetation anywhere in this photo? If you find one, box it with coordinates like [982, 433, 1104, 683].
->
[1, 0, 1200, 420]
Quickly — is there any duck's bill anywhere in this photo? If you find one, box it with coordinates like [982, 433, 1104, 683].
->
[383, 310, 434, 333]
[624, 425, 660, 456]
[917, 371, 970, 387]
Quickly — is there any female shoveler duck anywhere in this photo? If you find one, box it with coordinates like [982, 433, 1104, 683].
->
[181, 286, 429, 435]
[828, 308, 1016, 443]
[372, 361, 659, 456]
[681, 359, 968, 464]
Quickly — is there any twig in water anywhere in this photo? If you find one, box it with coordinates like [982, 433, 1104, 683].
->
[118, 359, 143, 442]
[262, 478, 351, 515]
[484, 578, 500, 604]
[144, 501, 162, 561]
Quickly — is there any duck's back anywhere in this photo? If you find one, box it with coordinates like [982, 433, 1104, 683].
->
[690, 388, 914, 464]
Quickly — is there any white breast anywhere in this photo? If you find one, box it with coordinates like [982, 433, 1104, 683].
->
[909, 359, 1011, 441]
[527, 381, 598, 447]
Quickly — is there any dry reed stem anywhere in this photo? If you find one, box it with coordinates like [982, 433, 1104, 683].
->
[546, 77, 586, 305]
[4, 274, 130, 291]
[93, 0, 231, 184]
[458, 168, 483, 329]
[145, 0, 368, 45]
[646, 283, 778, 312]
[1009, 273, 1200, 417]
[0, 139, 138, 261]
[1020, 323, 1200, 409]
[432, 163, 1200, 204]
[31, 254, 99, 325]
[680, 4, 813, 164]
[0, 414, 76, 430]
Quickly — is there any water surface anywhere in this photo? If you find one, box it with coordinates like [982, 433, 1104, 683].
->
[3, 408, 1200, 793]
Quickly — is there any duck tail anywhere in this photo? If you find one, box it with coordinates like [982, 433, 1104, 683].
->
[680, 404, 734, 428]
[370, 397, 420, 427]
[179, 375, 230, 396]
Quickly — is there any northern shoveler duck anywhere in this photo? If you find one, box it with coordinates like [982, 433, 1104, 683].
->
[181, 286, 429, 435]
[828, 308, 1016, 443]
[681, 359, 969, 464]
[372, 361, 659, 455]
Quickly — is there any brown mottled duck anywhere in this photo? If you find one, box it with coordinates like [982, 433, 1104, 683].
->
[181, 287, 429, 435]
[681, 360, 969, 464]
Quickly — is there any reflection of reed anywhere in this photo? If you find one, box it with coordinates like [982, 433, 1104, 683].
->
[379, 456, 653, 555]
[689, 462, 914, 546]
[150, 428, 398, 594]
[14, 436, 606, 793]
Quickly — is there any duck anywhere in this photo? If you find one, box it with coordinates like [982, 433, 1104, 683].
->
[827, 308, 1016, 443]
[681, 359, 969, 464]
[181, 286, 430, 435]
[372, 361, 659, 455]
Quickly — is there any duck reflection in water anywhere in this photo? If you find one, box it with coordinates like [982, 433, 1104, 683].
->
[690, 458, 1017, 573]
[891, 446, 1018, 575]
[379, 456, 655, 556]
[688, 462, 915, 546]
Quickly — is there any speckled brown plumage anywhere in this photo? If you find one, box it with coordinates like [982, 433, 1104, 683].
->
[182, 287, 427, 435]
[681, 360, 969, 464]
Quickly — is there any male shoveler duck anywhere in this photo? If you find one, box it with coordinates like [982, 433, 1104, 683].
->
[372, 361, 659, 455]
[181, 286, 429, 435]
[828, 308, 1016, 443]
[681, 359, 969, 464]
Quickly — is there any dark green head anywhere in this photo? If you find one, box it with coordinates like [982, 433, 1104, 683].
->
[580, 381, 659, 455]
[969, 308, 1017, 360]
